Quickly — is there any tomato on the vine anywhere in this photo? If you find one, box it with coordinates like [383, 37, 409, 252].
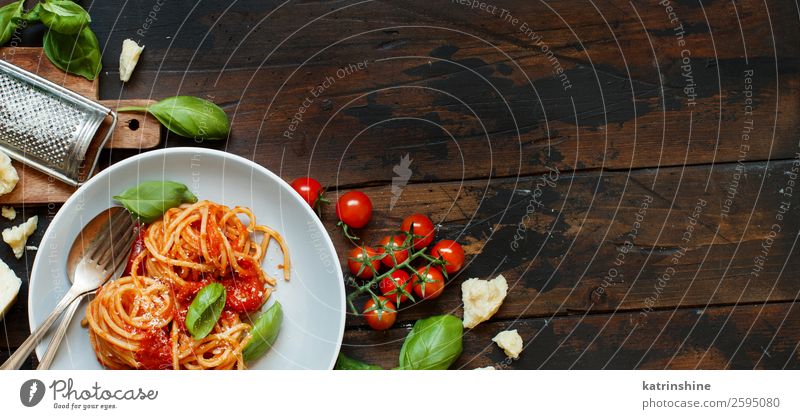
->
[412, 266, 445, 300]
[336, 191, 373, 229]
[378, 234, 409, 268]
[348, 246, 381, 279]
[401, 213, 435, 250]
[290, 177, 326, 209]
[431, 240, 465, 274]
[379, 269, 413, 304]
[363, 296, 396, 330]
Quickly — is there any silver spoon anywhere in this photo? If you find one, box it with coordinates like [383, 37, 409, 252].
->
[2, 206, 135, 370]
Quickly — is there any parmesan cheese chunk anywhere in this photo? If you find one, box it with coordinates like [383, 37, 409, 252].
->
[0, 258, 21, 319]
[1, 206, 15, 220]
[461, 274, 508, 328]
[119, 39, 144, 82]
[0, 151, 19, 197]
[492, 330, 523, 359]
[2, 216, 37, 259]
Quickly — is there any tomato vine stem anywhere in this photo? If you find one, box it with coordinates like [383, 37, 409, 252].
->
[346, 247, 441, 314]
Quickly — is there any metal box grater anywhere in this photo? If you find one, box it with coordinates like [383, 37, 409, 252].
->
[0, 59, 116, 186]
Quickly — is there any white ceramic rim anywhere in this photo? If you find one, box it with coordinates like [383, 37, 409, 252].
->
[27, 147, 346, 370]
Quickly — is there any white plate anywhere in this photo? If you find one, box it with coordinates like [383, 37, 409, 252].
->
[28, 148, 345, 369]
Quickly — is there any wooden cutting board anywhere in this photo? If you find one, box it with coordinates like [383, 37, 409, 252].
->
[0, 47, 162, 205]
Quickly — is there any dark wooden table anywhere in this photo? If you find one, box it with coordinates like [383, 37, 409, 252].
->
[1, 0, 799, 369]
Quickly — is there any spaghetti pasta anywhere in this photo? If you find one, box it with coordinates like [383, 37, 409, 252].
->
[85, 200, 289, 370]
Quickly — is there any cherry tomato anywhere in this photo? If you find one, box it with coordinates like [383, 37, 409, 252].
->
[412, 266, 445, 300]
[378, 234, 409, 268]
[290, 177, 325, 208]
[379, 269, 413, 304]
[431, 240, 465, 274]
[363, 296, 397, 330]
[401, 213, 435, 250]
[336, 191, 373, 229]
[347, 246, 381, 279]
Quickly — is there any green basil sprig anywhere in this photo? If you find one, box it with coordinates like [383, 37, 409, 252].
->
[398, 314, 463, 370]
[43, 26, 102, 80]
[14, 3, 42, 25]
[335, 352, 382, 370]
[113, 180, 198, 222]
[333, 314, 463, 370]
[118, 96, 231, 141]
[185, 283, 226, 340]
[1, 1, 102, 81]
[0, 0, 24, 45]
[40, 0, 91, 35]
[242, 302, 283, 362]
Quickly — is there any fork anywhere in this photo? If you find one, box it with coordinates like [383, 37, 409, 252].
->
[1, 207, 135, 370]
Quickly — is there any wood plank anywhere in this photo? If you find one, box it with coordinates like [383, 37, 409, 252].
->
[2, 0, 799, 370]
[90, 0, 797, 73]
[0, 205, 46, 349]
[10, 1, 791, 186]
[0, 100, 161, 205]
[10, 1, 796, 187]
[0, 48, 161, 204]
[102, 99, 161, 149]
[3, 158, 798, 349]
[319, 158, 800, 327]
[341, 302, 800, 369]
[75, 0, 800, 185]
[0, 162, 77, 205]
[2, 158, 797, 347]
[1, 46, 98, 98]
[1, 47, 160, 150]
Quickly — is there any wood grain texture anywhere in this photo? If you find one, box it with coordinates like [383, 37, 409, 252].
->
[1, 48, 161, 150]
[342, 303, 800, 369]
[2, 158, 798, 370]
[0, 46, 98, 98]
[102, 99, 161, 149]
[86, 0, 800, 186]
[0, 48, 162, 204]
[324, 159, 800, 328]
[1, 0, 798, 369]
[0, 162, 77, 205]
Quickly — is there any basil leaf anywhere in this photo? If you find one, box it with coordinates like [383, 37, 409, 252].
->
[113, 180, 198, 222]
[40, 0, 90, 35]
[114, 180, 197, 221]
[43, 26, 102, 80]
[242, 302, 283, 362]
[118, 96, 230, 141]
[185, 283, 226, 340]
[398, 314, 463, 370]
[335, 352, 382, 370]
[14, 3, 43, 25]
[0, 1, 24, 45]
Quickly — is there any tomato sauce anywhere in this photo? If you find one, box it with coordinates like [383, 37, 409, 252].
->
[123, 226, 147, 276]
[220, 309, 237, 324]
[173, 307, 188, 333]
[136, 328, 172, 370]
[205, 215, 222, 259]
[223, 259, 267, 313]
[174, 279, 211, 306]
[116, 203, 275, 370]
